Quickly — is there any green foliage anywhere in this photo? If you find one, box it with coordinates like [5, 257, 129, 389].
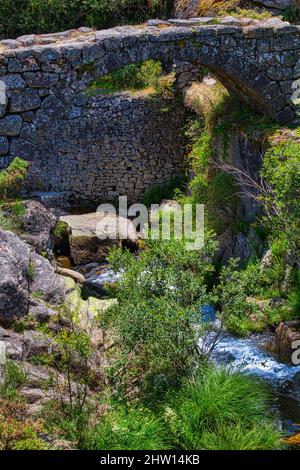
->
[0, 361, 26, 401]
[225, 8, 272, 20]
[214, 259, 262, 336]
[0, 158, 28, 200]
[88, 60, 175, 97]
[195, 420, 282, 450]
[54, 220, 69, 238]
[282, 6, 300, 23]
[142, 177, 185, 208]
[82, 405, 168, 450]
[261, 140, 300, 252]
[0, 0, 157, 39]
[0, 200, 26, 231]
[164, 367, 283, 450]
[103, 234, 218, 398]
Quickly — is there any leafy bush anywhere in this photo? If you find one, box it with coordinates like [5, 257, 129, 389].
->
[164, 367, 283, 450]
[261, 140, 300, 253]
[0, 157, 28, 200]
[0, 399, 48, 450]
[142, 177, 185, 207]
[102, 235, 218, 398]
[0, 361, 26, 401]
[0, 0, 158, 39]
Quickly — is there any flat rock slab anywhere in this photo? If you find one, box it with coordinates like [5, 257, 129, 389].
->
[60, 212, 138, 265]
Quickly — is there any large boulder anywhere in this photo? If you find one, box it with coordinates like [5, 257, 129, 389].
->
[30, 251, 65, 305]
[0, 230, 31, 325]
[18, 200, 57, 254]
[60, 212, 138, 265]
[2, 200, 57, 255]
[0, 228, 65, 326]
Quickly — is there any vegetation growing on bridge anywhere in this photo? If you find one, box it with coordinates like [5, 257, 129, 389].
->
[87, 60, 175, 97]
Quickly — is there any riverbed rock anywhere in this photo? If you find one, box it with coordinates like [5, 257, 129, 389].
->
[276, 321, 300, 363]
[60, 212, 139, 265]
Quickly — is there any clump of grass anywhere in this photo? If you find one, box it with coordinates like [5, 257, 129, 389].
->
[81, 405, 169, 450]
[0, 157, 28, 200]
[164, 367, 283, 450]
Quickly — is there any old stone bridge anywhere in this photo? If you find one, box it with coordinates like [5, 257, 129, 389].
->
[0, 16, 299, 204]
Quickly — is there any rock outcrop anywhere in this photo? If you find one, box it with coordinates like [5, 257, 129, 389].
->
[60, 212, 139, 265]
[0, 229, 31, 325]
[0, 227, 64, 325]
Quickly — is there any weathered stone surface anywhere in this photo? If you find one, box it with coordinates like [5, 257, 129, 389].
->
[30, 251, 66, 305]
[19, 200, 57, 254]
[0, 230, 31, 326]
[10, 89, 41, 112]
[0, 115, 22, 136]
[0, 136, 9, 155]
[23, 330, 57, 359]
[60, 212, 138, 264]
[0, 227, 67, 326]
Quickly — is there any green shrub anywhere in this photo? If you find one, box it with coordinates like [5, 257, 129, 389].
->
[0, 0, 157, 39]
[261, 141, 300, 252]
[282, 6, 300, 23]
[142, 177, 185, 208]
[103, 234, 218, 397]
[0, 361, 27, 401]
[0, 399, 48, 450]
[82, 405, 168, 450]
[0, 158, 28, 200]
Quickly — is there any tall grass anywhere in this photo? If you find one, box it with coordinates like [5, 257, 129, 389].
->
[80, 367, 283, 450]
[164, 367, 283, 450]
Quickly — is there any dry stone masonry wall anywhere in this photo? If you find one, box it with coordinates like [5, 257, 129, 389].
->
[0, 17, 300, 203]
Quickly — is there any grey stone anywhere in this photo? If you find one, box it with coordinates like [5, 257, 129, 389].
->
[0, 136, 9, 155]
[30, 251, 66, 305]
[10, 89, 41, 112]
[0, 230, 31, 326]
[15, 200, 57, 254]
[0, 114, 23, 136]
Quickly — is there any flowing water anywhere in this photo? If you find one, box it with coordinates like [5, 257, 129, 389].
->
[209, 331, 300, 434]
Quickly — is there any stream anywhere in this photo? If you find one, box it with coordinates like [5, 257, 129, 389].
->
[209, 331, 300, 435]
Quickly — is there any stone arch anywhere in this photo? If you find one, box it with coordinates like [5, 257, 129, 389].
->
[0, 17, 299, 202]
